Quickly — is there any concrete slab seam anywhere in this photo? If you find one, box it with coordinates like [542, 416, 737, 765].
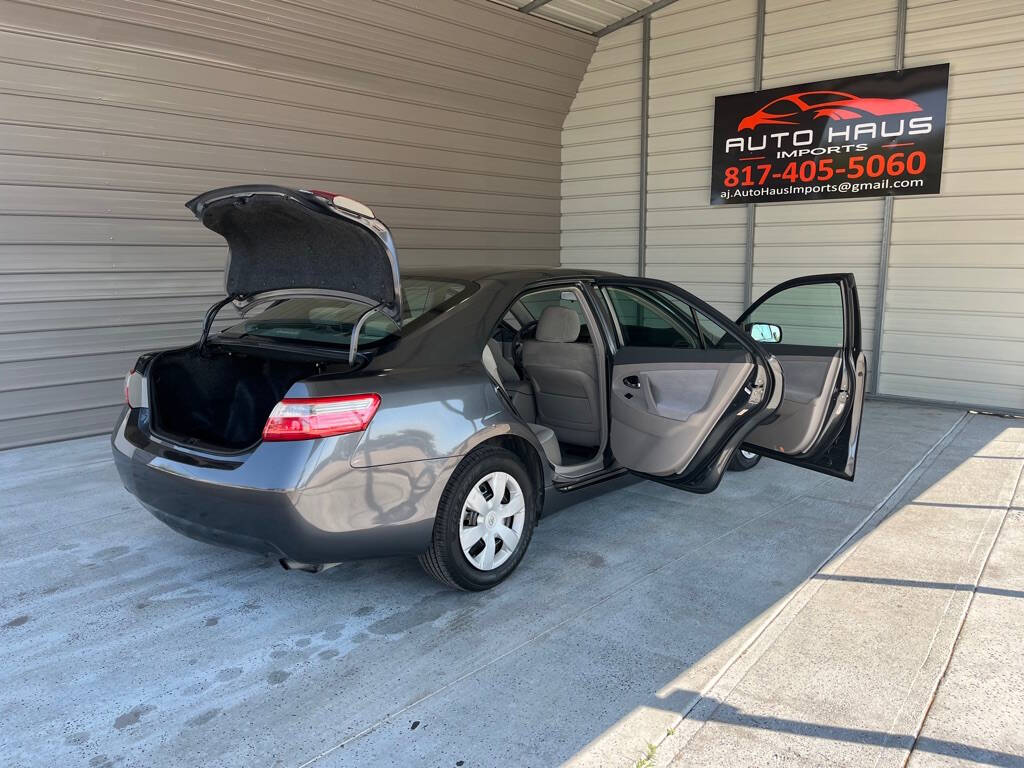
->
[291, 422, 942, 767]
[293, 490, 848, 767]
[656, 411, 971, 766]
[872, 485, 1012, 768]
[895, 459, 1024, 768]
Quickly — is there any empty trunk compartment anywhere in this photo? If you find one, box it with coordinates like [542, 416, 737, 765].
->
[148, 345, 333, 451]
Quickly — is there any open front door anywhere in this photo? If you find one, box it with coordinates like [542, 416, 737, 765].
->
[599, 281, 783, 494]
[736, 274, 866, 480]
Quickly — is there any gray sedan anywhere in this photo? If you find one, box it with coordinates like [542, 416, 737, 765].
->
[113, 185, 866, 590]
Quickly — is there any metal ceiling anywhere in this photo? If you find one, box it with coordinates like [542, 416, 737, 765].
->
[490, 0, 677, 37]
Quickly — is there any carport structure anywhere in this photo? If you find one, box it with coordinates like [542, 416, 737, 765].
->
[1, 0, 1023, 766]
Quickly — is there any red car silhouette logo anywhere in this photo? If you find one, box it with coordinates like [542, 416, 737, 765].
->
[738, 90, 923, 131]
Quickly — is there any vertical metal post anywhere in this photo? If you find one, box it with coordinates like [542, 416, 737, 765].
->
[871, 0, 908, 394]
[895, 0, 907, 68]
[638, 14, 651, 278]
[743, 0, 766, 306]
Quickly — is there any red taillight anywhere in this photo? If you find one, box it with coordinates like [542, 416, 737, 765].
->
[124, 371, 133, 405]
[262, 394, 381, 442]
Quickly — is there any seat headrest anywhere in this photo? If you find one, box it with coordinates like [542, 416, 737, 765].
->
[536, 306, 581, 343]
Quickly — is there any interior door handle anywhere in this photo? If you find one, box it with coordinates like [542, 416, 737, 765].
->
[623, 375, 640, 389]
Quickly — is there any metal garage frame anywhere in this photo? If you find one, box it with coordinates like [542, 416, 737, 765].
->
[510, 0, 681, 37]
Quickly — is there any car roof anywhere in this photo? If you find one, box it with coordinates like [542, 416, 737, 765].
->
[367, 266, 623, 371]
[402, 266, 621, 284]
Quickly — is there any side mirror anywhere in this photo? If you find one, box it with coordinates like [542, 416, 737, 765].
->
[748, 322, 782, 343]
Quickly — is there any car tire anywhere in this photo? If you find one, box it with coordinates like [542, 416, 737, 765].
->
[418, 446, 537, 591]
[728, 448, 762, 472]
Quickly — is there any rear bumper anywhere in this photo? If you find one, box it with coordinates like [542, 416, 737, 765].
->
[112, 409, 453, 563]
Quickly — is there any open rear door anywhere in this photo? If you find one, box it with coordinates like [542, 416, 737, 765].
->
[599, 281, 783, 494]
[736, 274, 866, 480]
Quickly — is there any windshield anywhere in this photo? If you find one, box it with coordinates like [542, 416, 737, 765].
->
[219, 277, 470, 349]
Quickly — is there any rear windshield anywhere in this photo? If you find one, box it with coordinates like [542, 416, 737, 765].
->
[218, 278, 470, 349]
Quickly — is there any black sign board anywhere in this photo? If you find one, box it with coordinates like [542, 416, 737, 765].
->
[710, 64, 949, 205]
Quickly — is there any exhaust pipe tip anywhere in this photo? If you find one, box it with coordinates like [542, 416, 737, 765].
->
[279, 559, 340, 574]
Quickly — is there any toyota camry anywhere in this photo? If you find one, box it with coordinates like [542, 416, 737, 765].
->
[113, 185, 866, 590]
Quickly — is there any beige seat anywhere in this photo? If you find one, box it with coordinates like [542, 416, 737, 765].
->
[485, 339, 536, 423]
[522, 306, 601, 447]
[481, 343, 559, 465]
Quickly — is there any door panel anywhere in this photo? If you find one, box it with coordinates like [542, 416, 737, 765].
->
[597, 281, 782, 493]
[737, 274, 865, 480]
[610, 351, 754, 476]
[745, 348, 841, 455]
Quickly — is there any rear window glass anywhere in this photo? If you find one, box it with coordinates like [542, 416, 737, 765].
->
[219, 278, 469, 349]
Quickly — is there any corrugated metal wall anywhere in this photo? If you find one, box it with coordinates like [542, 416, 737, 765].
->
[882, 0, 1024, 409]
[492, 0, 660, 35]
[753, 0, 897, 372]
[560, 0, 761, 310]
[561, 23, 643, 277]
[560, 0, 1023, 412]
[0, 0, 595, 449]
[646, 0, 758, 318]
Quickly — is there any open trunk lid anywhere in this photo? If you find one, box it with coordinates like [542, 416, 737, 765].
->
[187, 185, 402, 323]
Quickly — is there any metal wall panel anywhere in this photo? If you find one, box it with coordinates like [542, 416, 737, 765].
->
[560, 0, 1021, 413]
[535, 0, 658, 35]
[0, 0, 595, 449]
[561, 23, 644, 276]
[638, 0, 757, 316]
[881, 0, 1024, 410]
[564, 0, 761, 313]
[754, 0, 898, 380]
[490, 0, 660, 35]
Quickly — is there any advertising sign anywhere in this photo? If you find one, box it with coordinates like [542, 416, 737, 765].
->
[711, 64, 949, 205]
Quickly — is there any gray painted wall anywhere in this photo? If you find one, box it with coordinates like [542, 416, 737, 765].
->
[0, 0, 595, 448]
[561, 22, 644, 278]
[561, 0, 1024, 414]
[883, 0, 1024, 408]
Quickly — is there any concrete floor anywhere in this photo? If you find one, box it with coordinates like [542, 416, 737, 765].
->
[1, 402, 1022, 768]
